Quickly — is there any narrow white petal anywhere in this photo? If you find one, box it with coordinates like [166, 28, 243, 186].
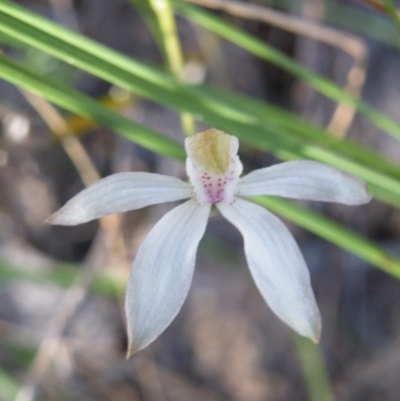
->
[237, 161, 372, 205]
[218, 198, 321, 341]
[125, 199, 210, 356]
[46, 172, 192, 225]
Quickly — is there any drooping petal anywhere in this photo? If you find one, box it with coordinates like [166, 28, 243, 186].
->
[125, 199, 211, 356]
[46, 172, 192, 225]
[217, 198, 321, 342]
[237, 161, 372, 205]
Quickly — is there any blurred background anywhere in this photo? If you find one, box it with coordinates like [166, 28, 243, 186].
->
[1, 0, 400, 400]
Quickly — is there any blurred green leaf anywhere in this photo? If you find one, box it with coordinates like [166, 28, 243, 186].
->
[0, 2, 399, 206]
[128, 0, 195, 135]
[128, 0, 167, 61]
[0, 2, 400, 279]
[269, 0, 400, 48]
[254, 196, 400, 280]
[1, 49, 400, 209]
[383, 0, 400, 34]
[2, 57, 400, 279]
[171, 0, 400, 142]
[326, 0, 400, 48]
[293, 334, 334, 401]
[0, 367, 20, 401]
[0, 260, 124, 297]
[0, 55, 185, 160]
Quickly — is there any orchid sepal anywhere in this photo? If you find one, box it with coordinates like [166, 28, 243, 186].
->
[46, 128, 373, 355]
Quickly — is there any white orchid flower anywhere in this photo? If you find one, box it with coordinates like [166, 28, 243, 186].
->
[47, 129, 372, 356]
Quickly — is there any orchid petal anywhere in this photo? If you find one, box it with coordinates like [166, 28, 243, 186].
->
[218, 198, 321, 341]
[237, 161, 371, 205]
[185, 129, 243, 204]
[125, 199, 210, 356]
[46, 172, 192, 225]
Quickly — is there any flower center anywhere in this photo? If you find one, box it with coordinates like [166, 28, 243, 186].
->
[185, 129, 243, 204]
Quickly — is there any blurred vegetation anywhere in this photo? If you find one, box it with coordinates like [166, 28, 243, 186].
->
[0, 0, 400, 400]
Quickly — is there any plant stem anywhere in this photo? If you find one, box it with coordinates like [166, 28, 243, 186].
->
[149, 0, 195, 135]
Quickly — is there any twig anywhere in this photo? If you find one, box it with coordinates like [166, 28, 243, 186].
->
[21, 91, 100, 186]
[13, 281, 92, 401]
[13, 91, 126, 401]
[149, 0, 196, 135]
[183, 0, 368, 137]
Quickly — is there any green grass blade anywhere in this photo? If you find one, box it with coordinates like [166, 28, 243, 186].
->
[0, 0, 193, 106]
[0, 367, 19, 401]
[0, 260, 124, 297]
[1, 46, 400, 208]
[326, 0, 400, 48]
[0, 55, 185, 160]
[0, 0, 398, 159]
[201, 85, 400, 181]
[270, 0, 400, 48]
[0, 56, 399, 278]
[129, 0, 195, 135]
[383, 0, 400, 34]
[171, 0, 400, 141]
[128, 0, 167, 59]
[1, 2, 400, 205]
[0, 1, 398, 176]
[293, 334, 334, 401]
[253, 196, 400, 279]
